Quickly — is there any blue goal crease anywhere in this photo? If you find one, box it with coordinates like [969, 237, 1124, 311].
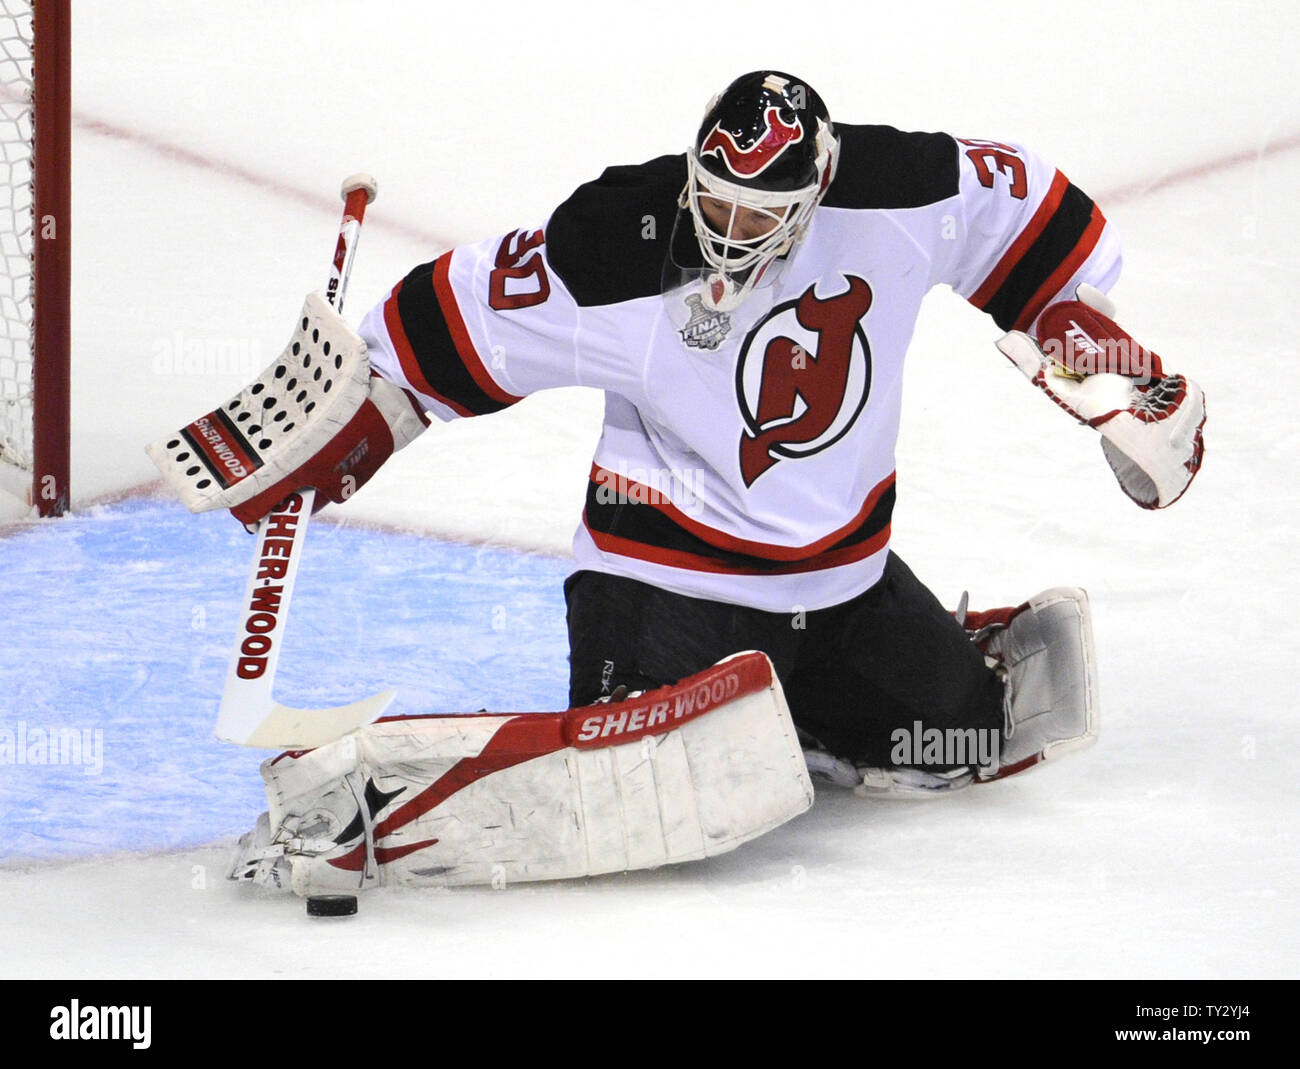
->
[0, 500, 572, 861]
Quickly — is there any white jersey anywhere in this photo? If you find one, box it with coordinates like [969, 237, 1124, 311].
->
[358, 125, 1121, 612]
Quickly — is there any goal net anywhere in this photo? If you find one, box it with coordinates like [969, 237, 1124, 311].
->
[0, 0, 68, 517]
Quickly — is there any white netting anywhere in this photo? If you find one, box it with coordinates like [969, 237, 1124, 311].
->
[0, 1, 33, 484]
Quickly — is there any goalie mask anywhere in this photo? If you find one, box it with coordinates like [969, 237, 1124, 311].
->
[682, 71, 839, 312]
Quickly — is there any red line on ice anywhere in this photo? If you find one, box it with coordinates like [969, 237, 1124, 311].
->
[1098, 130, 1300, 203]
[73, 111, 456, 251]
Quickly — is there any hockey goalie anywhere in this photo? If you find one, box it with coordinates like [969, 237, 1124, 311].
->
[153, 71, 1206, 896]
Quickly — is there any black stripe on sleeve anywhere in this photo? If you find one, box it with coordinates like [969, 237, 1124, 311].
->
[395, 259, 514, 416]
[980, 182, 1097, 331]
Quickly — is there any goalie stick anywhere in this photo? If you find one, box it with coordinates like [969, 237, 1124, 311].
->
[215, 174, 396, 749]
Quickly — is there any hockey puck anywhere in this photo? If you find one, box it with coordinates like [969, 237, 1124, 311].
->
[306, 894, 358, 918]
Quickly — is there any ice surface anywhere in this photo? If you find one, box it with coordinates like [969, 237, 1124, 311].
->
[0, 0, 1297, 978]
[0, 501, 570, 857]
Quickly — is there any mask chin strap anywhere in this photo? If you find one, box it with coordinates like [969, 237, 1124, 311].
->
[703, 258, 775, 312]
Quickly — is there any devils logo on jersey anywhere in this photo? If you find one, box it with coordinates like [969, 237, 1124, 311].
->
[736, 276, 874, 486]
[700, 105, 805, 179]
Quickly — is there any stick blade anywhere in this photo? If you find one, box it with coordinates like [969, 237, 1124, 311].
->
[218, 689, 398, 750]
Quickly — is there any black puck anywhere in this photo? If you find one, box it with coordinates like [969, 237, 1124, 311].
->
[306, 894, 358, 917]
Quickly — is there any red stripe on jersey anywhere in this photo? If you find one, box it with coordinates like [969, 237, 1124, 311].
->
[969, 169, 1070, 310]
[589, 464, 896, 563]
[432, 253, 524, 407]
[1012, 202, 1107, 333]
[585, 516, 893, 576]
[382, 279, 475, 418]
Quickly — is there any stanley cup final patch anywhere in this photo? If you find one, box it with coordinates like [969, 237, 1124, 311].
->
[679, 294, 732, 351]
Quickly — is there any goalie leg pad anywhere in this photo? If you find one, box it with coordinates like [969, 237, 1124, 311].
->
[811, 588, 1100, 797]
[970, 587, 1100, 781]
[230, 652, 813, 894]
[228, 733, 375, 894]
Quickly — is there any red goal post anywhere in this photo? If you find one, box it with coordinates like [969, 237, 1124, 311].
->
[0, 0, 69, 517]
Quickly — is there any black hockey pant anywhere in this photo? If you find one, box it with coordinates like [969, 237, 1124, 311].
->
[564, 552, 1005, 770]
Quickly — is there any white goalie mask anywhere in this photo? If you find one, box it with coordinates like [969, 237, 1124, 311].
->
[683, 71, 840, 312]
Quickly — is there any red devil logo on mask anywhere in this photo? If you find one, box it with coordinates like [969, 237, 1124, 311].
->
[701, 106, 804, 179]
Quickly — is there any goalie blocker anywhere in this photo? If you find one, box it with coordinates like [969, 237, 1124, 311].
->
[230, 651, 814, 894]
[147, 292, 428, 527]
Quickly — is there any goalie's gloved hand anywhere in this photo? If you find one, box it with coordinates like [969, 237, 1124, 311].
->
[147, 293, 431, 530]
[996, 284, 1206, 509]
[230, 372, 427, 528]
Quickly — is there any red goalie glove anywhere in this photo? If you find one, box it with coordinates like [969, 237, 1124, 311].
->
[997, 286, 1206, 509]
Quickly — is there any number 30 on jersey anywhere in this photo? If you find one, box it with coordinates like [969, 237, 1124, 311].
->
[488, 229, 552, 310]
